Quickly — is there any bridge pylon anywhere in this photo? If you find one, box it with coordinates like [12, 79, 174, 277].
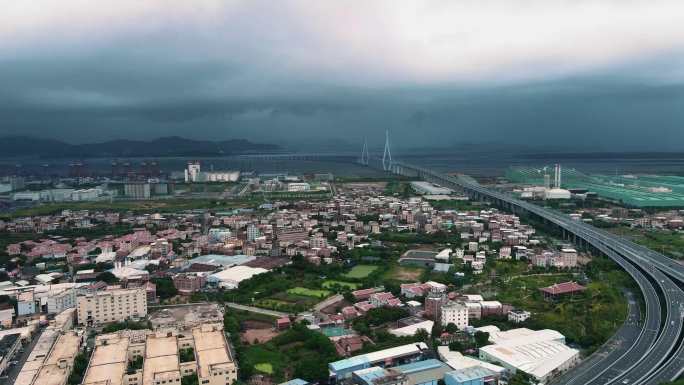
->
[359, 138, 369, 166]
[382, 129, 392, 171]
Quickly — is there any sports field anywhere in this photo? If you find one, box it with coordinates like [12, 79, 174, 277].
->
[286, 287, 331, 298]
[343, 265, 379, 279]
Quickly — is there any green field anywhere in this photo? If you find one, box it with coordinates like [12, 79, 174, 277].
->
[429, 199, 481, 211]
[286, 287, 331, 298]
[321, 280, 360, 290]
[486, 258, 630, 353]
[253, 291, 323, 313]
[384, 181, 413, 197]
[609, 227, 684, 260]
[244, 346, 284, 376]
[240, 323, 339, 382]
[254, 362, 274, 374]
[343, 265, 379, 279]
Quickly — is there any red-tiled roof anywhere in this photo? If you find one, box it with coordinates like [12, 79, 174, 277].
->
[539, 281, 586, 295]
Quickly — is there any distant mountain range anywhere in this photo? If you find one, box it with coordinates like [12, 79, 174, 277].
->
[0, 136, 280, 158]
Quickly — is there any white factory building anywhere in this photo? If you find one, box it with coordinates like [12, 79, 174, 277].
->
[411, 181, 453, 195]
[389, 320, 434, 338]
[184, 161, 240, 183]
[287, 182, 311, 192]
[544, 188, 571, 200]
[207, 265, 268, 289]
[437, 346, 506, 376]
[109, 260, 150, 281]
[478, 327, 580, 384]
[519, 164, 571, 200]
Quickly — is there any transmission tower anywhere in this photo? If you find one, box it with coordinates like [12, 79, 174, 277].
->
[382, 129, 392, 171]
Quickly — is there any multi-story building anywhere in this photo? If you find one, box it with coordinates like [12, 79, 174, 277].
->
[558, 248, 578, 268]
[440, 302, 469, 330]
[310, 236, 328, 249]
[77, 287, 147, 326]
[508, 310, 531, 323]
[246, 225, 261, 242]
[424, 294, 447, 321]
[193, 323, 238, 385]
[16, 291, 36, 316]
[47, 288, 76, 314]
[278, 228, 309, 245]
[185, 161, 201, 182]
[173, 273, 207, 295]
[124, 183, 151, 200]
[82, 323, 237, 385]
[150, 238, 171, 257]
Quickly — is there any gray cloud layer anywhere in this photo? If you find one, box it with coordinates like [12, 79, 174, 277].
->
[2, 1, 684, 150]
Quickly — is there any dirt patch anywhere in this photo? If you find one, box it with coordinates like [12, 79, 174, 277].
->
[390, 267, 424, 281]
[242, 328, 279, 344]
[245, 257, 290, 270]
[243, 320, 273, 329]
[343, 182, 387, 188]
[320, 299, 351, 315]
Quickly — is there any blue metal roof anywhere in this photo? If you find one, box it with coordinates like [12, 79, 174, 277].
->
[279, 379, 309, 385]
[329, 355, 370, 371]
[393, 359, 447, 374]
[355, 367, 386, 385]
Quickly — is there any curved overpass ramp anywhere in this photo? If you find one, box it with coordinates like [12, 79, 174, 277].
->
[389, 161, 684, 385]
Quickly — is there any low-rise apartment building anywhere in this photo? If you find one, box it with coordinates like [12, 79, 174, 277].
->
[77, 287, 147, 325]
[82, 323, 236, 385]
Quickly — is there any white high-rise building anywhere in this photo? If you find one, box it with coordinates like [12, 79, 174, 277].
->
[441, 301, 469, 329]
[246, 224, 261, 242]
[185, 161, 201, 182]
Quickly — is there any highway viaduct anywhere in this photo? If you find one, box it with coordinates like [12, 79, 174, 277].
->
[385, 160, 684, 385]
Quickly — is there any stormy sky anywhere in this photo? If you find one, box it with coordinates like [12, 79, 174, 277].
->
[2, 1, 684, 151]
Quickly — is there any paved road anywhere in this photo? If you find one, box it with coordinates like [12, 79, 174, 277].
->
[148, 302, 212, 309]
[149, 301, 291, 318]
[224, 302, 290, 318]
[0, 327, 44, 385]
[391, 161, 684, 385]
[522, 195, 684, 384]
[148, 302, 290, 318]
[314, 294, 344, 312]
[551, 286, 652, 385]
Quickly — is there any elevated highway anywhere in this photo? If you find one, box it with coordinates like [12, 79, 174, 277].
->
[388, 161, 684, 385]
[225, 152, 357, 162]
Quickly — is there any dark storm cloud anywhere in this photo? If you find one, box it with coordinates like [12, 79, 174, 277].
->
[2, 1, 684, 150]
